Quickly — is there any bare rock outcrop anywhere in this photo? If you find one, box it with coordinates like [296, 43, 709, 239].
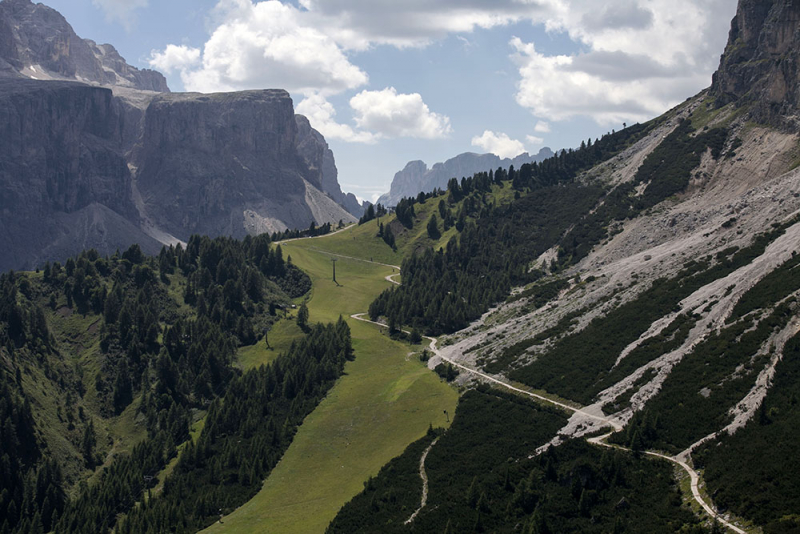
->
[134, 90, 355, 241]
[295, 115, 364, 217]
[0, 0, 169, 92]
[0, 79, 160, 271]
[712, 0, 800, 125]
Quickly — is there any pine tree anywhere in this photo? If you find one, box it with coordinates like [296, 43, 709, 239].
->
[467, 476, 479, 508]
[427, 214, 441, 240]
[82, 421, 96, 468]
[297, 303, 309, 331]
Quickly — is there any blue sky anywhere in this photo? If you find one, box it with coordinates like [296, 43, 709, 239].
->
[44, 0, 737, 202]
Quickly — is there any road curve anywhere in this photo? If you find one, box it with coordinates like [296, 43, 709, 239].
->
[349, 312, 748, 533]
[309, 238, 748, 534]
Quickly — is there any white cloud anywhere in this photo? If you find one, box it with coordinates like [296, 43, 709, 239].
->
[349, 88, 452, 139]
[511, 0, 735, 125]
[512, 38, 666, 124]
[296, 93, 377, 144]
[297, 89, 451, 143]
[534, 121, 550, 133]
[471, 131, 526, 159]
[159, 0, 368, 94]
[151, 0, 736, 133]
[148, 45, 201, 74]
[526, 135, 544, 146]
[291, 0, 554, 50]
[92, 0, 148, 31]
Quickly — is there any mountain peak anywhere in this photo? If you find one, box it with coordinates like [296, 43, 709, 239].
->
[0, 0, 169, 92]
[711, 0, 800, 125]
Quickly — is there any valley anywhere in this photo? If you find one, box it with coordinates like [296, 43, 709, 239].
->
[201, 225, 456, 533]
[1, 0, 800, 533]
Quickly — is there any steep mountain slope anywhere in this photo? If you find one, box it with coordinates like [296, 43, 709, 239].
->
[0, 0, 168, 91]
[377, 148, 554, 207]
[335, 1, 800, 532]
[133, 90, 355, 241]
[712, 0, 800, 125]
[295, 115, 364, 217]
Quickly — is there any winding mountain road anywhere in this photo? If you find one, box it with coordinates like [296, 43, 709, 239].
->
[348, 264, 748, 533]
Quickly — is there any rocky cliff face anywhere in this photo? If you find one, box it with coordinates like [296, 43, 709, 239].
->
[134, 90, 355, 240]
[711, 0, 800, 125]
[378, 148, 555, 207]
[0, 79, 160, 271]
[0, 0, 169, 92]
[295, 115, 364, 217]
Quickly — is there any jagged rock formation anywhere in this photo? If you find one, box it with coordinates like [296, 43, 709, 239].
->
[0, 79, 161, 271]
[378, 148, 554, 207]
[134, 90, 356, 240]
[295, 115, 364, 217]
[711, 0, 800, 125]
[0, 0, 360, 271]
[0, 0, 169, 91]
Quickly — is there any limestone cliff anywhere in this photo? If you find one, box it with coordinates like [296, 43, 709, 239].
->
[134, 90, 355, 241]
[711, 0, 800, 125]
[295, 115, 364, 217]
[0, 79, 160, 271]
[0, 0, 169, 92]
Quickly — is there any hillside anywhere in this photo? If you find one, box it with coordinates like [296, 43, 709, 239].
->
[327, 1, 800, 533]
[377, 148, 554, 207]
[3, 0, 800, 533]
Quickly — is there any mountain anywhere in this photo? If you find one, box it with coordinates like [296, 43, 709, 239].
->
[0, 0, 358, 271]
[347, 1, 800, 531]
[0, 0, 168, 91]
[295, 115, 365, 217]
[0, 78, 163, 271]
[711, 0, 800, 125]
[4, 1, 800, 533]
[377, 148, 554, 207]
[132, 90, 356, 241]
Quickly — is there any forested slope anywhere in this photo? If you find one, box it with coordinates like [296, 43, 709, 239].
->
[0, 233, 356, 534]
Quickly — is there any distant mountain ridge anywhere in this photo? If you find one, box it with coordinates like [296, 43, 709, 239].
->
[378, 148, 554, 207]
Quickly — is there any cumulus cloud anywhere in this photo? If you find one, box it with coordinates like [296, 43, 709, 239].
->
[148, 45, 201, 74]
[296, 88, 450, 143]
[92, 0, 148, 31]
[511, 0, 735, 124]
[160, 0, 368, 94]
[296, 93, 377, 144]
[471, 131, 526, 159]
[512, 39, 663, 124]
[151, 0, 735, 133]
[534, 121, 551, 133]
[350, 88, 452, 139]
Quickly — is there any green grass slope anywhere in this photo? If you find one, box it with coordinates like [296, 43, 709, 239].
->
[202, 225, 458, 534]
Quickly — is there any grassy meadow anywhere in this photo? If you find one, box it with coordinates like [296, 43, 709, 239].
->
[202, 224, 458, 534]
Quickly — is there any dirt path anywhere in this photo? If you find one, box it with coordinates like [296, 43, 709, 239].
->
[349, 312, 748, 533]
[404, 436, 440, 525]
[586, 432, 746, 534]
